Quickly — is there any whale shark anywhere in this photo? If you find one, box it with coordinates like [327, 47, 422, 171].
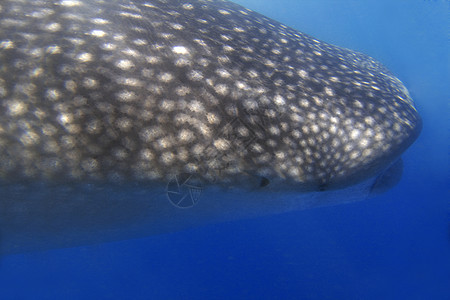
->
[0, 0, 421, 255]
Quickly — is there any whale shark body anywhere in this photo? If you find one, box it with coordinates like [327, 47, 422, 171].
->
[0, 0, 421, 255]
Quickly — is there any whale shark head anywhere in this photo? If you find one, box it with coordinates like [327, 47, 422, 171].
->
[0, 0, 421, 254]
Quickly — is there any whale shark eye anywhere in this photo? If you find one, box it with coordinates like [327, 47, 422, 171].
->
[259, 176, 270, 187]
[318, 184, 327, 191]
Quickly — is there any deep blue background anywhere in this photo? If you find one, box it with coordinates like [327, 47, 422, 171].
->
[1, 1, 448, 299]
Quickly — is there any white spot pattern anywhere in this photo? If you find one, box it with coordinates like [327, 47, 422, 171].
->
[0, 0, 421, 191]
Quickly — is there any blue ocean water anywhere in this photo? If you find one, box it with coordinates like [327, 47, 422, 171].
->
[0, 0, 448, 299]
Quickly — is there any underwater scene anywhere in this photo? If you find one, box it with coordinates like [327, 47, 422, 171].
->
[0, 0, 448, 299]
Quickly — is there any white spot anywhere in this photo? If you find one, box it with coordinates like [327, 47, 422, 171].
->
[120, 12, 143, 19]
[90, 29, 106, 37]
[223, 45, 234, 52]
[196, 123, 211, 137]
[76, 52, 93, 62]
[117, 118, 132, 131]
[331, 137, 339, 147]
[45, 23, 62, 32]
[312, 96, 323, 106]
[354, 100, 364, 108]
[115, 59, 135, 70]
[274, 95, 285, 106]
[58, 113, 73, 125]
[161, 152, 175, 165]
[65, 80, 77, 92]
[325, 87, 335, 96]
[194, 39, 208, 48]
[6, 100, 27, 116]
[188, 100, 204, 112]
[359, 138, 369, 147]
[83, 78, 98, 89]
[172, 46, 189, 55]
[101, 43, 117, 51]
[269, 126, 280, 136]
[235, 81, 248, 90]
[188, 70, 203, 81]
[142, 3, 157, 8]
[207, 113, 220, 124]
[46, 45, 61, 54]
[29, 48, 43, 57]
[275, 151, 285, 160]
[117, 91, 137, 102]
[140, 149, 154, 161]
[20, 131, 40, 146]
[299, 99, 309, 108]
[31, 67, 44, 78]
[160, 100, 175, 111]
[86, 120, 101, 134]
[158, 32, 173, 39]
[311, 124, 320, 134]
[218, 9, 230, 15]
[122, 48, 140, 57]
[242, 46, 254, 53]
[158, 72, 173, 82]
[170, 23, 184, 30]
[329, 76, 340, 82]
[215, 84, 229, 95]
[179, 129, 194, 142]
[349, 151, 360, 160]
[272, 48, 284, 56]
[175, 57, 191, 67]
[264, 59, 276, 68]
[243, 100, 257, 110]
[237, 126, 249, 137]
[117, 77, 143, 87]
[146, 56, 161, 64]
[216, 69, 231, 78]
[350, 129, 361, 140]
[344, 144, 354, 153]
[221, 35, 232, 42]
[297, 70, 308, 78]
[82, 158, 99, 172]
[378, 107, 387, 114]
[92, 18, 110, 25]
[46, 89, 61, 101]
[60, 0, 82, 7]
[176, 86, 191, 96]
[362, 149, 373, 157]
[290, 113, 302, 122]
[364, 117, 376, 126]
[329, 125, 338, 135]
[214, 139, 230, 151]
[330, 116, 339, 124]
[140, 127, 162, 142]
[307, 112, 316, 121]
[133, 39, 147, 46]
[0, 40, 14, 49]
[182, 3, 194, 10]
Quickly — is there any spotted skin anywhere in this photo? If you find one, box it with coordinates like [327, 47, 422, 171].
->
[0, 0, 421, 192]
[0, 0, 422, 254]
